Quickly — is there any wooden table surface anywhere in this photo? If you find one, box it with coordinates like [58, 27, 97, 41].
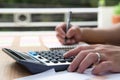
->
[0, 31, 115, 80]
[0, 31, 56, 80]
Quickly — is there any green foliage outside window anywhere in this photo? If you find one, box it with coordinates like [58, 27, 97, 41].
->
[0, 0, 119, 8]
[114, 3, 120, 15]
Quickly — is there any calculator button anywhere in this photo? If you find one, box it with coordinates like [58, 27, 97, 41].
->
[56, 56, 60, 59]
[29, 51, 38, 56]
[65, 59, 73, 62]
[31, 50, 75, 65]
[38, 56, 42, 59]
[58, 59, 66, 63]
[45, 60, 50, 63]
[51, 59, 58, 63]
[47, 57, 53, 61]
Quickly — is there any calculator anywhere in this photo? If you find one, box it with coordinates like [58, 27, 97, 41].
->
[2, 48, 74, 74]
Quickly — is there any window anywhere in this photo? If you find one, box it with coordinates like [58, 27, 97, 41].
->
[0, 0, 119, 31]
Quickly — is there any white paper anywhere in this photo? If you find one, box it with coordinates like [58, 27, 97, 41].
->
[15, 69, 56, 80]
[56, 69, 120, 80]
[41, 36, 88, 49]
[0, 36, 14, 47]
[39, 71, 89, 80]
[41, 36, 63, 48]
[20, 36, 41, 47]
[83, 68, 120, 80]
[15, 68, 120, 80]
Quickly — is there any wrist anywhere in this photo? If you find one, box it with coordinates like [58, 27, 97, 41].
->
[80, 28, 90, 42]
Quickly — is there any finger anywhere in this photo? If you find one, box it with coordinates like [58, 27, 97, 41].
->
[66, 39, 76, 45]
[64, 45, 97, 58]
[56, 33, 76, 45]
[68, 51, 88, 72]
[56, 29, 65, 38]
[92, 61, 112, 75]
[56, 31, 65, 39]
[56, 34, 65, 44]
[55, 23, 66, 37]
[77, 52, 99, 73]
[56, 32, 65, 40]
[58, 38, 65, 45]
[57, 37, 76, 45]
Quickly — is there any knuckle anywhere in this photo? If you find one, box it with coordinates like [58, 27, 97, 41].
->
[95, 46, 107, 52]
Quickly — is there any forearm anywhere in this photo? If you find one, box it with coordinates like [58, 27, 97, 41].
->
[106, 23, 120, 45]
[81, 23, 120, 45]
[81, 28, 107, 44]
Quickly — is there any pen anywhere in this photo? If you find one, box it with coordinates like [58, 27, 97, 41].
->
[65, 11, 72, 44]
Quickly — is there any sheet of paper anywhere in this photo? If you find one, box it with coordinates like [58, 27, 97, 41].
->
[52, 69, 120, 80]
[39, 71, 89, 80]
[20, 36, 41, 47]
[15, 68, 120, 80]
[0, 36, 14, 47]
[84, 68, 120, 80]
[41, 36, 63, 48]
[15, 69, 56, 80]
[41, 36, 88, 49]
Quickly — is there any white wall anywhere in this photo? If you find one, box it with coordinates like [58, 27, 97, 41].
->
[98, 6, 114, 28]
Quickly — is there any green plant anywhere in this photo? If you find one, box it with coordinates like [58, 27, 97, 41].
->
[114, 3, 120, 15]
[99, 0, 105, 6]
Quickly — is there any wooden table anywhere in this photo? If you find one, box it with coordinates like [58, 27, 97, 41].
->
[0, 31, 56, 80]
[0, 31, 115, 80]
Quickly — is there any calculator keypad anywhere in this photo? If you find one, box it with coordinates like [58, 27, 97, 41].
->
[28, 50, 74, 66]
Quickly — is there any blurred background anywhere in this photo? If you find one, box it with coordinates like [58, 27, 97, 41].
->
[0, 0, 119, 31]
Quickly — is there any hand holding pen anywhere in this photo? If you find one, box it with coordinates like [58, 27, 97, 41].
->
[55, 11, 82, 45]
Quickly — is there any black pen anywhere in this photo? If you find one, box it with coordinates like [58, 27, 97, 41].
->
[65, 11, 72, 44]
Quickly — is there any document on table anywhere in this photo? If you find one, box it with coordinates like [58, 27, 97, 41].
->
[20, 36, 41, 47]
[15, 69, 56, 80]
[41, 36, 88, 49]
[16, 68, 120, 80]
[82, 68, 120, 80]
[15, 69, 89, 80]
[38, 71, 89, 80]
